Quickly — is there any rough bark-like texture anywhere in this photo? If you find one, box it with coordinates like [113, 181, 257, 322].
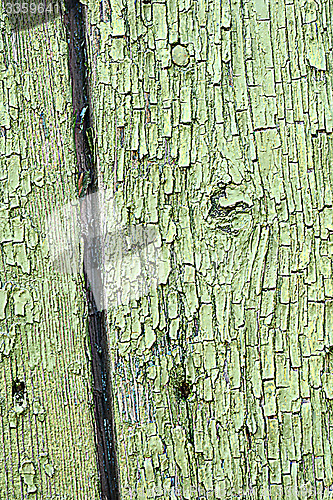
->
[83, 0, 333, 498]
[0, 7, 100, 499]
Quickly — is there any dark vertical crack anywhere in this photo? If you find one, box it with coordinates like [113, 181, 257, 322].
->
[63, 2, 120, 499]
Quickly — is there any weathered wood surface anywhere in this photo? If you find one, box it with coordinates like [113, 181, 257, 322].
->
[81, 0, 333, 498]
[2, 0, 333, 499]
[0, 6, 101, 499]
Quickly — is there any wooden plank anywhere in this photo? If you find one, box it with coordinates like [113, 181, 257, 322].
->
[80, 0, 333, 498]
[0, 4, 101, 498]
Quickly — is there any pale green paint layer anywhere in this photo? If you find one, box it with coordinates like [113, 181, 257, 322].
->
[0, 7, 100, 499]
[84, 0, 333, 498]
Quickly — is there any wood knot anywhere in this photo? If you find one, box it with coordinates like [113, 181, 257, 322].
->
[205, 182, 254, 234]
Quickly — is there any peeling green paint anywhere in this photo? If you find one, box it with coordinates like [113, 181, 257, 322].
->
[77, 0, 333, 497]
[2, 0, 333, 497]
[19, 460, 37, 494]
[0, 4, 101, 498]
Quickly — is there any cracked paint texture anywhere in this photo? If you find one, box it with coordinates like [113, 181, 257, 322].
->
[2, 0, 333, 499]
[81, 0, 333, 498]
[0, 4, 100, 499]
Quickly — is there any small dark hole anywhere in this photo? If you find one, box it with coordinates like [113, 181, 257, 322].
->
[245, 424, 252, 448]
[12, 380, 25, 397]
[178, 381, 191, 400]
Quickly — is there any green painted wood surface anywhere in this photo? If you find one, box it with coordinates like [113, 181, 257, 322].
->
[81, 0, 333, 498]
[0, 7, 100, 499]
[2, 0, 333, 499]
